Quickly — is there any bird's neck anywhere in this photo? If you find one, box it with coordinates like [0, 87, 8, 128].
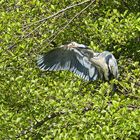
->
[91, 57, 109, 81]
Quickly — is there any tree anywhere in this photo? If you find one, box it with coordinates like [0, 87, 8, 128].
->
[0, 0, 140, 139]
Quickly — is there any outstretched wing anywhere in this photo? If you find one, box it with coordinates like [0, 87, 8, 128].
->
[37, 42, 99, 81]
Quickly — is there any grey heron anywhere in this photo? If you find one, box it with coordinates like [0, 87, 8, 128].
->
[37, 42, 118, 81]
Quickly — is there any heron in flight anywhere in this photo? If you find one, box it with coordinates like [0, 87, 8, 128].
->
[37, 42, 118, 81]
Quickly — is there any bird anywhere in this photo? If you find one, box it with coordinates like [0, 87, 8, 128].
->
[37, 42, 118, 81]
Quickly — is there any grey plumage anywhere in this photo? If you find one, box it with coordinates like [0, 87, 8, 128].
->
[37, 42, 118, 81]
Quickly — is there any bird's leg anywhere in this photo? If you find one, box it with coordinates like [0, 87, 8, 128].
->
[112, 83, 117, 92]
[109, 79, 118, 96]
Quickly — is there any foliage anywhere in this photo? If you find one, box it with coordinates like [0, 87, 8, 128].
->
[0, 0, 140, 139]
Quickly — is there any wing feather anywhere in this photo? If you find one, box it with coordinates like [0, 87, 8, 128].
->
[37, 43, 99, 81]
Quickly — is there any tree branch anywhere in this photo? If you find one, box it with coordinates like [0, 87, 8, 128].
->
[16, 111, 66, 138]
[16, 101, 94, 138]
[42, 0, 96, 49]
[23, 0, 92, 28]
[8, 0, 93, 50]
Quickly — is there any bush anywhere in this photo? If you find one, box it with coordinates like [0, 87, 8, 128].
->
[0, 0, 140, 139]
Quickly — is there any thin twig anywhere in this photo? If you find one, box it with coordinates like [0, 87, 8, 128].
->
[16, 111, 66, 138]
[16, 101, 95, 138]
[23, 0, 92, 28]
[8, 0, 92, 50]
[8, 23, 45, 50]
[42, 0, 96, 49]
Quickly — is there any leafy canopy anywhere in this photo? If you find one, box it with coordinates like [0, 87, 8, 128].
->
[0, 0, 140, 139]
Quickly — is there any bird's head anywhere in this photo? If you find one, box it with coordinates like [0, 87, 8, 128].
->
[103, 51, 118, 80]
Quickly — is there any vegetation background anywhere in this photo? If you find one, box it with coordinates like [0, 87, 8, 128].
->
[0, 0, 140, 139]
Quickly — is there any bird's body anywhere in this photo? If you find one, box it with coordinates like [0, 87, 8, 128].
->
[37, 42, 118, 81]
